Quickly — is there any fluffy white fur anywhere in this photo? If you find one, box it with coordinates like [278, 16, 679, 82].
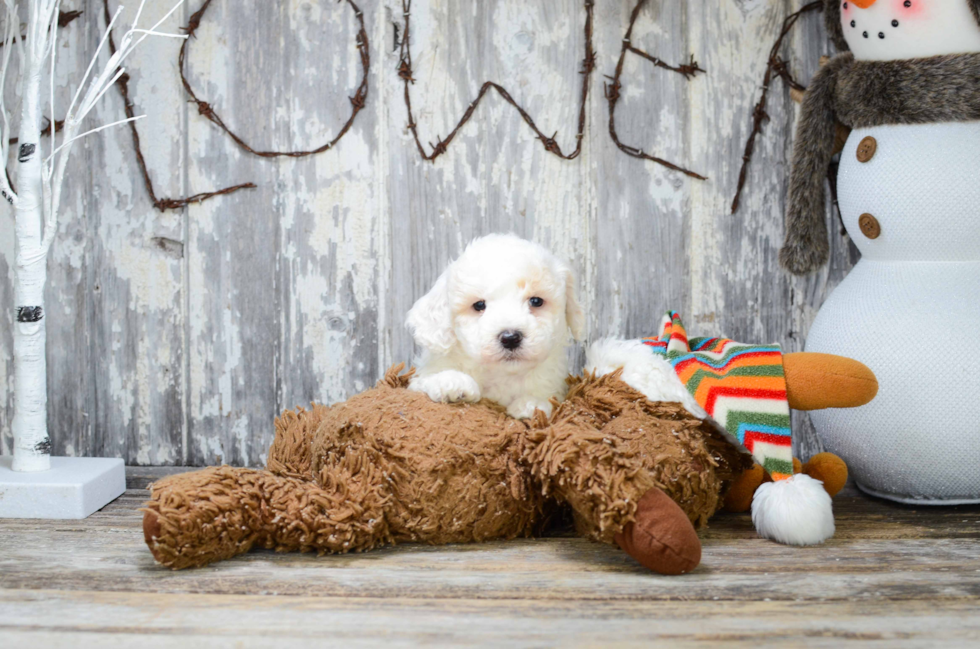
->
[585, 338, 707, 419]
[752, 474, 835, 546]
[406, 234, 584, 419]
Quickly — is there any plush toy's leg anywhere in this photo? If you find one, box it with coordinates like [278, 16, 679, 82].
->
[614, 488, 702, 576]
[143, 467, 284, 569]
[782, 352, 878, 411]
[722, 463, 769, 513]
[143, 465, 392, 569]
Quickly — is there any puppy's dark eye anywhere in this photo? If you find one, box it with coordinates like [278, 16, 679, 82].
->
[529, 297, 545, 308]
[473, 301, 486, 312]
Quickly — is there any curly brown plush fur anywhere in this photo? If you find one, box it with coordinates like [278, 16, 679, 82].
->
[527, 372, 751, 543]
[144, 367, 545, 569]
[782, 51, 980, 274]
[143, 367, 748, 570]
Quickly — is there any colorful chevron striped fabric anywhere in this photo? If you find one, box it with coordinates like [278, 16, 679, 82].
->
[641, 311, 794, 480]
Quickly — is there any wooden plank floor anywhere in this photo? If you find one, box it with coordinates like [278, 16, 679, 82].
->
[2, 468, 979, 648]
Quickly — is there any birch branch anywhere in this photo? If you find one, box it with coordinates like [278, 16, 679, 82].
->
[40, 0, 187, 254]
[0, 0, 18, 203]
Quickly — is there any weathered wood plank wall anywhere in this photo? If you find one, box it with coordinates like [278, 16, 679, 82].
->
[0, 0, 855, 466]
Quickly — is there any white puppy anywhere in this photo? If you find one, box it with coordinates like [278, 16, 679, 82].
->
[406, 233, 584, 419]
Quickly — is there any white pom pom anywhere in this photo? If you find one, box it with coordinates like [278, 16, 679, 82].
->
[751, 473, 835, 546]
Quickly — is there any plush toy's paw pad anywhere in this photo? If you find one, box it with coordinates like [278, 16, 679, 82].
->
[752, 474, 834, 546]
[723, 463, 767, 513]
[803, 452, 848, 497]
[782, 352, 878, 411]
[615, 488, 701, 575]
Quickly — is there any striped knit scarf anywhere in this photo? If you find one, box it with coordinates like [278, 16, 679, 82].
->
[641, 312, 794, 480]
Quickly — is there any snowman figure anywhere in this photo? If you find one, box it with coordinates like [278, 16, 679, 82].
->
[781, 0, 980, 503]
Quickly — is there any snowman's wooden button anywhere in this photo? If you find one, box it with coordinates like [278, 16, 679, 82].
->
[858, 213, 881, 239]
[856, 136, 877, 162]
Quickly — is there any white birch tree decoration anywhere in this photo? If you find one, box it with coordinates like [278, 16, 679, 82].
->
[2, 0, 185, 486]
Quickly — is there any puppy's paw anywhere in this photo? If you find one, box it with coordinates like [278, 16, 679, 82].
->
[507, 398, 553, 420]
[409, 371, 482, 404]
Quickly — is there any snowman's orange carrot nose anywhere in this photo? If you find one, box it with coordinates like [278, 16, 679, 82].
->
[782, 352, 878, 411]
[851, 0, 878, 8]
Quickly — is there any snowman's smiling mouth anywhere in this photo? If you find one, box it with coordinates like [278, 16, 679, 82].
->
[843, 0, 907, 42]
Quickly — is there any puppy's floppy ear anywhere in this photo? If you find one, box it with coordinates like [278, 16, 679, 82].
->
[562, 264, 585, 341]
[406, 267, 456, 354]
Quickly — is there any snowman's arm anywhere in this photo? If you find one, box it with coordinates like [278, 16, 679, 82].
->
[781, 54, 851, 276]
[782, 352, 878, 411]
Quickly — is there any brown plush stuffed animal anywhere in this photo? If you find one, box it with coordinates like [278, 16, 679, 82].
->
[143, 367, 750, 575]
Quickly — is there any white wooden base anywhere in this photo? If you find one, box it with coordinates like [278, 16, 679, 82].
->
[0, 456, 126, 519]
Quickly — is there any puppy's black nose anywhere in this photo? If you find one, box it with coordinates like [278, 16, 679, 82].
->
[499, 330, 523, 350]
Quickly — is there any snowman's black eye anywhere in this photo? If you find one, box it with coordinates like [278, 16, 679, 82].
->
[892, 19, 899, 27]
[843, 2, 848, 8]
[904, 0, 911, 6]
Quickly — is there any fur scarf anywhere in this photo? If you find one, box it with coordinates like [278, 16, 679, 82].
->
[781, 51, 980, 275]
